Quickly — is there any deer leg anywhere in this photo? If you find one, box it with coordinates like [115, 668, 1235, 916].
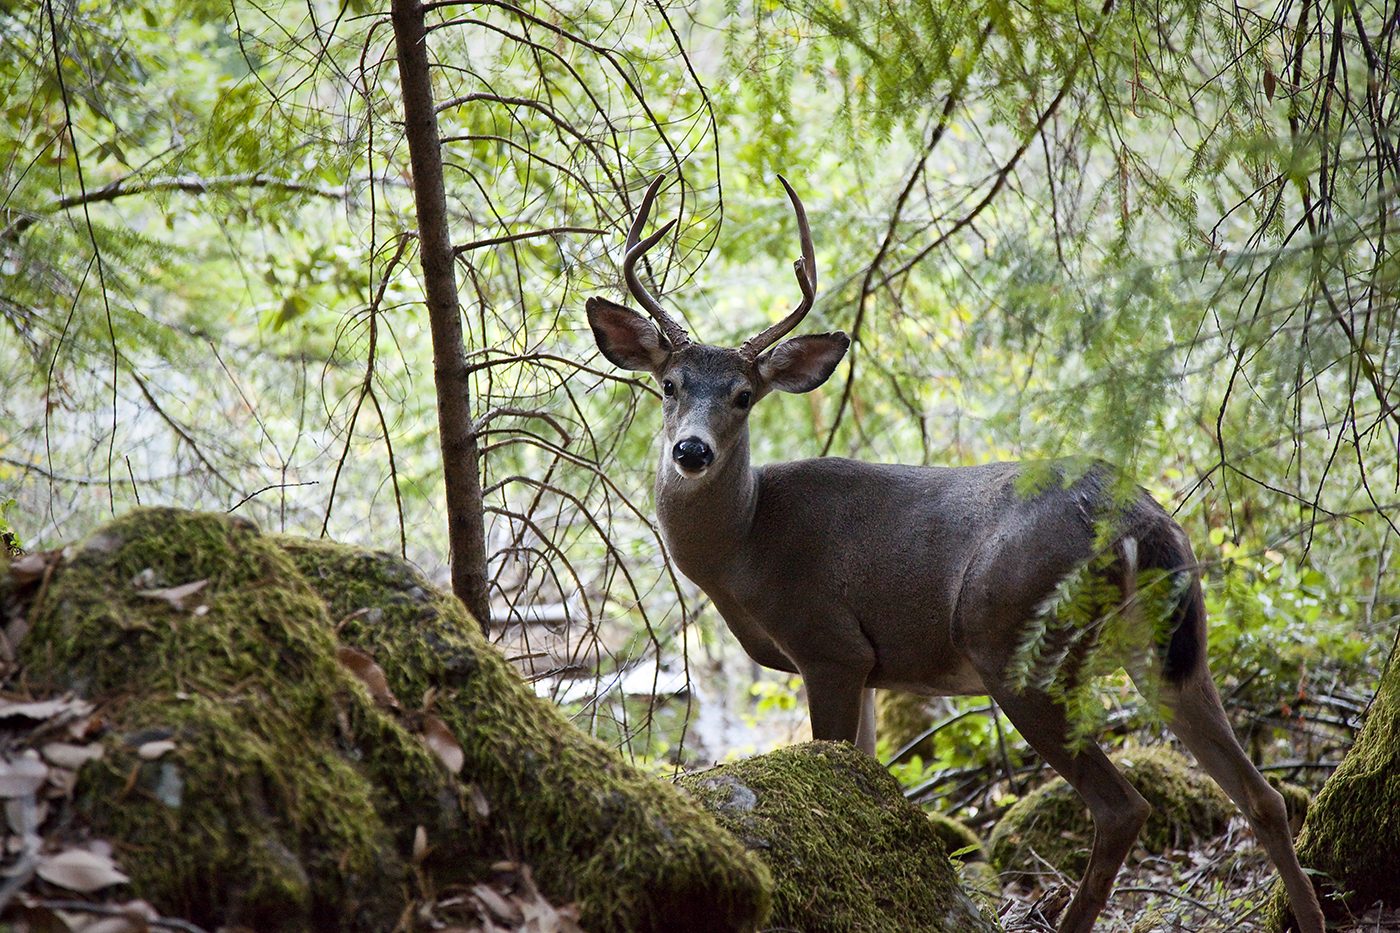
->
[1161, 674, 1325, 933]
[801, 664, 871, 747]
[854, 688, 877, 755]
[991, 686, 1150, 933]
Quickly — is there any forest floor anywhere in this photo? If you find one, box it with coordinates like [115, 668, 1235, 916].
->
[996, 816, 1399, 932]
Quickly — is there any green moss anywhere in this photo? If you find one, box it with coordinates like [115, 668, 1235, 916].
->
[988, 745, 1233, 878]
[1264, 776, 1310, 835]
[679, 741, 1000, 933]
[21, 508, 428, 931]
[878, 690, 937, 758]
[927, 811, 985, 861]
[17, 508, 771, 933]
[279, 535, 773, 933]
[1263, 655, 1400, 929]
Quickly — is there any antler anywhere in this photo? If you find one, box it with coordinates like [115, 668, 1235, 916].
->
[740, 174, 817, 361]
[623, 175, 690, 349]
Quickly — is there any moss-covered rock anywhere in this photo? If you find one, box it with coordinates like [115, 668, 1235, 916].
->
[15, 508, 770, 932]
[878, 690, 938, 759]
[279, 534, 772, 931]
[988, 745, 1233, 878]
[679, 741, 1000, 932]
[927, 811, 985, 861]
[1263, 651, 1400, 929]
[1264, 776, 1311, 836]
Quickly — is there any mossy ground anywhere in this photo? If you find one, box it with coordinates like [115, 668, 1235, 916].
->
[679, 741, 1000, 933]
[988, 745, 1233, 879]
[13, 508, 771, 932]
[1263, 653, 1400, 929]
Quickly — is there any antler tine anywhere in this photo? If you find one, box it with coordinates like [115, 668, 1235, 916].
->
[622, 175, 690, 349]
[740, 174, 818, 360]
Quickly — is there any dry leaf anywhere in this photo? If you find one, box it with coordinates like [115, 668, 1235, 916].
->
[42, 742, 105, 769]
[1264, 65, 1277, 102]
[421, 714, 464, 774]
[8, 554, 48, 586]
[472, 883, 523, 925]
[137, 740, 176, 760]
[468, 783, 491, 819]
[336, 646, 399, 709]
[0, 756, 48, 798]
[136, 578, 209, 611]
[412, 824, 429, 864]
[6, 795, 47, 835]
[0, 696, 93, 721]
[36, 848, 130, 892]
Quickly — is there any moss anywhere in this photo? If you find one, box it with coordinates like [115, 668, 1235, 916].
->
[21, 508, 429, 931]
[878, 690, 938, 758]
[988, 745, 1233, 878]
[278, 535, 772, 933]
[18, 509, 771, 933]
[956, 860, 1003, 925]
[1264, 776, 1310, 835]
[1263, 654, 1400, 929]
[679, 741, 1000, 933]
[927, 811, 985, 861]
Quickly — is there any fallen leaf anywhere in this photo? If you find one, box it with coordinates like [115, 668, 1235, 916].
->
[0, 756, 48, 798]
[42, 743, 105, 769]
[0, 696, 93, 721]
[412, 825, 428, 864]
[421, 714, 463, 774]
[468, 783, 490, 819]
[5, 795, 46, 835]
[472, 883, 523, 925]
[336, 646, 398, 709]
[36, 848, 129, 892]
[136, 578, 208, 611]
[137, 740, 176, 760]
[8, 554, 48, 586]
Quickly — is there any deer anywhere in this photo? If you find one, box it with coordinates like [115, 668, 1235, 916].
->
[584, 175, 1326, 933]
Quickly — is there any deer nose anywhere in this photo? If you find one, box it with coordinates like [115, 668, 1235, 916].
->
[672, 437, 714, 473]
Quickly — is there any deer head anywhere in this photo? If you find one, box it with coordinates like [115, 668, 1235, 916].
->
[586, 175, 849, 480]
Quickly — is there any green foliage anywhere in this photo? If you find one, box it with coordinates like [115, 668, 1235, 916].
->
[3, 0, 1396, 779]
[0, 497, 21, 554]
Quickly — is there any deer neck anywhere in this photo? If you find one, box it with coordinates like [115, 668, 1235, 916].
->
[654, 433, 757, 586]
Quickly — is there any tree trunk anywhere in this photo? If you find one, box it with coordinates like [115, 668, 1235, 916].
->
[1266, 634, 1400, 928]
[390, 0, 491, 632]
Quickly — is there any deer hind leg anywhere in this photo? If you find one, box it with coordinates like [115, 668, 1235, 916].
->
[990, 686, 1151, 933]
[1160, 673, 1325, 933]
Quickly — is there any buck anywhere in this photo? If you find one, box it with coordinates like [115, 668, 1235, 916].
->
[585, 175, 1326, 933]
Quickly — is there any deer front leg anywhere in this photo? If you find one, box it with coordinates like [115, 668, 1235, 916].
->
[801, 663, 874, 752]
[854, 688, 877, 755]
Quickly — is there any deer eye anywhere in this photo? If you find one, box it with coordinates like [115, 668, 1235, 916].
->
[735, 390, 752, 410]
[662, 379, 676, 398]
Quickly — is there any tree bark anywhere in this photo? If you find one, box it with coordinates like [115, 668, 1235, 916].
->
[390, 0, 491, 632]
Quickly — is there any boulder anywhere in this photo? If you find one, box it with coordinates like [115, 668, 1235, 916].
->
[680, 741, 1000, 932]
[9, 508, 770, 932]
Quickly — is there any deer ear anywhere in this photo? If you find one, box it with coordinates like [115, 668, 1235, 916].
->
[757, 332, 849, 393]
[587, 297, 671, 372]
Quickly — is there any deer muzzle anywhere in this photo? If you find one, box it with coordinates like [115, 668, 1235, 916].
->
[672, 436, 715, 476]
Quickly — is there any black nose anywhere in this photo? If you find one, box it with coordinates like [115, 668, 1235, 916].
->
[672, 437, 714, 472]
